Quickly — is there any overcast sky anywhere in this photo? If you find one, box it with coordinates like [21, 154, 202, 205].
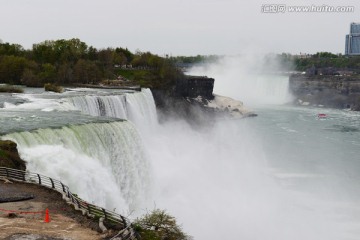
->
[0, 0, 359, 56]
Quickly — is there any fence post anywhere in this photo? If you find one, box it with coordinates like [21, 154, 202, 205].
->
[87, 204, 91, 214]
[61, 182, 65, 193]
[22, 171, 25, 181]
[121, 216, 128, 228]
[37, 174, 42, 185]
[75, 198, 81, 209]
[49, 178, 55, 189]
[102, 208, 107, 220]
[5, 168, 9, 178]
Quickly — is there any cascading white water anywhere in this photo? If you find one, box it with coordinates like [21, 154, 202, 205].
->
[1, 88, 158, 131]
[67, 94, 128, 118]
[65, 89, 158, 132]
[125, 89, 158, 131]
[1, 121, 150, 215]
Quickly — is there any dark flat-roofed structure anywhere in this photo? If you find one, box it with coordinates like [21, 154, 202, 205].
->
[176, 75, 214, 99]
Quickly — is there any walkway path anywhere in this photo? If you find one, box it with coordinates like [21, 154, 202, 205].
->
[0, 180, 112, 240]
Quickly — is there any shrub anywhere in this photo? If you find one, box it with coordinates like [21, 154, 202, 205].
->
[133, 209, 191, 240]
[44, 83, 63, 93]
[0, 85, 23, 93]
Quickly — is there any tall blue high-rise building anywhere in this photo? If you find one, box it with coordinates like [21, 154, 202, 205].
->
[345, 23, 360, 55]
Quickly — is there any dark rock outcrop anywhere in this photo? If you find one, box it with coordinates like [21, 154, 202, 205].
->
[175, 76, 215, 99]
[0, 140, 26, 170]
[289, 74, 360, 110]
[151, 89, 216, 125]
[152, 75, 253, 123]
[151, 75, 216, 124]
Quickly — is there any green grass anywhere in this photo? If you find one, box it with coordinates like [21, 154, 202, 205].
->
[115, 69, 158, 88]
[115, 69, 138, 80]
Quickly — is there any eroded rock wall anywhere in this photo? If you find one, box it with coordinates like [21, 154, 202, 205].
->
[0, 140, 26, 170]
[289, 74, 360, 110]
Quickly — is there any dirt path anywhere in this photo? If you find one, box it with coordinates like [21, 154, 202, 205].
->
[0, 180, 112, 240]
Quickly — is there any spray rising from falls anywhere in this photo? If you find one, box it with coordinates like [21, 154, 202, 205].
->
[189, 55, 293, 105]
[2, 121, 150, 214]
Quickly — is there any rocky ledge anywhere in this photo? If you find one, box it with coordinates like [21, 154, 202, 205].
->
[191, 95, 256, 118]
[0, 140, 26, 170]
[289, 74, 360, 110]
[152, 75, 255, 123]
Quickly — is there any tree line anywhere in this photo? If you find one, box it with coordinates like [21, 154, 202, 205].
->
[293, 52, 360, 71]
[0, 38, 184, 89]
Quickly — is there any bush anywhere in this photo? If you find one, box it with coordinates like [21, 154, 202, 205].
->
[44, 83, 63, 93]
[133, 209, 191, 240]
[0, 85, 23, 93]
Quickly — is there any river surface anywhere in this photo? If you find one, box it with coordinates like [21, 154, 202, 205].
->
[147, 104, 360, 240]
[1, 86, 360, 240]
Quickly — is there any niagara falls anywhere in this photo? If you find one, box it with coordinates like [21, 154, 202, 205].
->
[1, 1, 360, 240]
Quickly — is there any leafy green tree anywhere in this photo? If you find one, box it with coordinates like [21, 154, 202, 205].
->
[0, 55, 28, 84]
[0, 42, 25, 56]
[113, 52, 128, 65]
[21, 68, 40, 87]
[134, 209, 191, 240]
[32, 40, 58, 64]
[86, 46, 98, 61]
[56, 38, 88, 63]
[314, 52, 338, 59]
[73, 59, 101, 84]
[115, 47, 134, 63]
[97, 48, 115, 79]
[32, 38, 88, 65]
[56, 63, 73, 84]
[38, 63, 57, 84]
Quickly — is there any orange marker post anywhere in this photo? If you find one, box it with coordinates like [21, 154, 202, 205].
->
[44, 208, 51, 223]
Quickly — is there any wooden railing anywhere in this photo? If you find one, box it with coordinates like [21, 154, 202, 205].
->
[0, 167, 138, 240]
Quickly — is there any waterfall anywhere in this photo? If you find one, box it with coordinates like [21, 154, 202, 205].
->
[189, 55, 293, 106]
[67, 94, 128, 118]
[65, 89, 158, 131]
[233, 74, 292, 105]
[1, 121, 150, 215]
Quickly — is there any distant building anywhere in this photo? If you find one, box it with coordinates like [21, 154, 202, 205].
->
[294, 53, 312, 59]
[345, 22, 360, 55]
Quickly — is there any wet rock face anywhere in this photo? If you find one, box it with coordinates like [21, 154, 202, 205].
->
[289, 75, 360, 110]
[0, 140, 26, 170]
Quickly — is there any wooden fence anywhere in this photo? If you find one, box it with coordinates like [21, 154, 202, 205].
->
[0, 167, 138, 240]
